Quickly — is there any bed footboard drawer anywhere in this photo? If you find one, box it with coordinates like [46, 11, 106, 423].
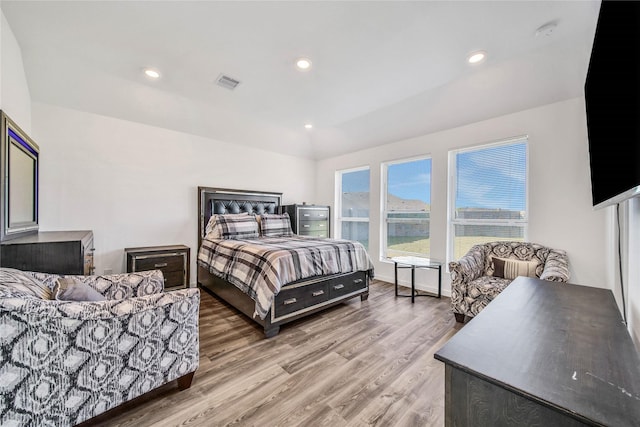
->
[274, 281, 330, 317]
[329, 271, 368, 299]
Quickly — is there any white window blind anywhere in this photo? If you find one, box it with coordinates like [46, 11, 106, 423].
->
[449, 137, 528, 260]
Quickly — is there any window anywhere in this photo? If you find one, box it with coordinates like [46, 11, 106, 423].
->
[382, 157, 431, 258]
[336, 167, 370, 249]
[449, 137, 528, 260]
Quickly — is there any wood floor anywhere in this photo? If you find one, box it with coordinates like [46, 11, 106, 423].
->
[94, 280, 463, 427]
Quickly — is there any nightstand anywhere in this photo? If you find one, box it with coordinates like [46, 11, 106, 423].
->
[125, 244, 190, 290]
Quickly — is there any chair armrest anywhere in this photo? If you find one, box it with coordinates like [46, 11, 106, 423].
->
[540, 249, 570, 282]
[449, 246, 486, 287]
[0, 288, 199, 426]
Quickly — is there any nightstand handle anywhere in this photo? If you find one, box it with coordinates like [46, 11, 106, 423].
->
[284, 298, 297, 305]
[155, 262, 168, 268]
[303, 225, 310, 228]
[303, 214, 310, 217]
[312, 290, 325, 297]
[353, 279, 363, 284]
[333, 284, 345, 290]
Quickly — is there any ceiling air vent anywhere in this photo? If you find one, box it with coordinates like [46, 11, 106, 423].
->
[216, 74, 241, 90]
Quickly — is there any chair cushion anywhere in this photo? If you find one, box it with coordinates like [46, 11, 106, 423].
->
[0, 267, 52, 300]
[492, 257, 538, 279]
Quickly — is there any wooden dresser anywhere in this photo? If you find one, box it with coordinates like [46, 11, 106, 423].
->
[282, 204, 330, 237]
[434, 277, 640, 426]
[125, 244, 190, 290]
[0, 230, 95, 275]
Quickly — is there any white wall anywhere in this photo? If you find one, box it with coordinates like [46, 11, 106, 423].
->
[316, 97, 608, 297]
[625, 198, 640, 347]
[0, 10, 31, 131]
[32, 103, 316, 283]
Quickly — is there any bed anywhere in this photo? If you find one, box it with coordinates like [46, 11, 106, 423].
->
[197, 186, 373, 337]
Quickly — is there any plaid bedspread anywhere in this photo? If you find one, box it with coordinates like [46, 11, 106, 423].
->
[197, 236, 374, 319]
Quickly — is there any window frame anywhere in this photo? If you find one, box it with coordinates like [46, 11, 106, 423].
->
[447, 136, 529, 263]
[335, 166, 370, 244]
[381, 154, 432, 260]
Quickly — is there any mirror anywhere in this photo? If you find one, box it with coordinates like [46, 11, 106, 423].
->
[1, 111, 39, 241]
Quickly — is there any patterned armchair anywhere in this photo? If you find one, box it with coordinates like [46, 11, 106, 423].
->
[0, 268, 200, 426]
[449, 241, 570, 323]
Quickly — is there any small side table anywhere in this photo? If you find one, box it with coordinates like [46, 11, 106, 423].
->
[125, 244, 190, 290]
[390, 256, 442, 303]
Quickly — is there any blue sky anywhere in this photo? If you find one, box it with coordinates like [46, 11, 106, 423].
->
[342, 143, 526, 210]
[387, 159, 431, 203]
[455, 143, 526, 210]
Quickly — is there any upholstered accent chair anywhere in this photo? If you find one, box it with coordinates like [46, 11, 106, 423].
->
[0, 268, 200, 427]
[449, 241, 570, 323]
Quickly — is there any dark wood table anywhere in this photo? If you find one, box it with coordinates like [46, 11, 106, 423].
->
[434, 277, 640, 426]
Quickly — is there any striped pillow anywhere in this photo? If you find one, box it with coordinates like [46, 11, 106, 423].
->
[492, 257, 538, 280]
[207, 214, 259, 239]
[260, 213, 294, 237]
[205, 212, 248, 236]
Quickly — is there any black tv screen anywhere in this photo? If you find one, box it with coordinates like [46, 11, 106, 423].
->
[584, 0, 640, 209]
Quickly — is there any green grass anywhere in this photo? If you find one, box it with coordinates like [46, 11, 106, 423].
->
[386, 236, 524, 259]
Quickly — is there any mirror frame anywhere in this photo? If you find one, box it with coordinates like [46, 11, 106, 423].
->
[0, 110, 39, 242]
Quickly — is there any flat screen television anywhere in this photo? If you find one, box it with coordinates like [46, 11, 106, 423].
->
[584, 0, 640, 210]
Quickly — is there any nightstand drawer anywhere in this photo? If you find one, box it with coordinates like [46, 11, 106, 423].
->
[134, 254, 185, 272]
[299, 220, 328, 232]
[299, 230, 328, 237]
[298, 208, 329, 220]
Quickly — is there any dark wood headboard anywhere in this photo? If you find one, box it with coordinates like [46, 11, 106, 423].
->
[197, 187, 282, 247]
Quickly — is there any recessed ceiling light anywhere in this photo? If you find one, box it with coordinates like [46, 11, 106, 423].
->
[295, 58, 312, 71]
[304, 123, 313, 129]
[144, 68, 161, 79]
[467, 51, 486, 64]
[535, 22, 558, 38]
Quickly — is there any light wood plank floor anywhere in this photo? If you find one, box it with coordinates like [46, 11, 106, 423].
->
[94, 280, 463, 427]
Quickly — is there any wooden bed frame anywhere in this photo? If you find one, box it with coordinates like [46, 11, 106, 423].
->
[197, 186, 370, 338]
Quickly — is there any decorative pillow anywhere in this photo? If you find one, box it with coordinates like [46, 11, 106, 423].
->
[205, 212, 248, 236]
[260, 213, 294, 237]
[0, 267, 52, 300]
[207, 213, 259, 239]
[54, 277, 106, 302]
[492, 257, 538, 280]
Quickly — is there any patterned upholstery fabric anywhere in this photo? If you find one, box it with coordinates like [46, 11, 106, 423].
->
[449, 241, 570, 319]
[0, 268, 200, 427]
[0, 268, 53, 300]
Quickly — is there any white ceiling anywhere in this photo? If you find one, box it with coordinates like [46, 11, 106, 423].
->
[1, 1, 601, 160]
